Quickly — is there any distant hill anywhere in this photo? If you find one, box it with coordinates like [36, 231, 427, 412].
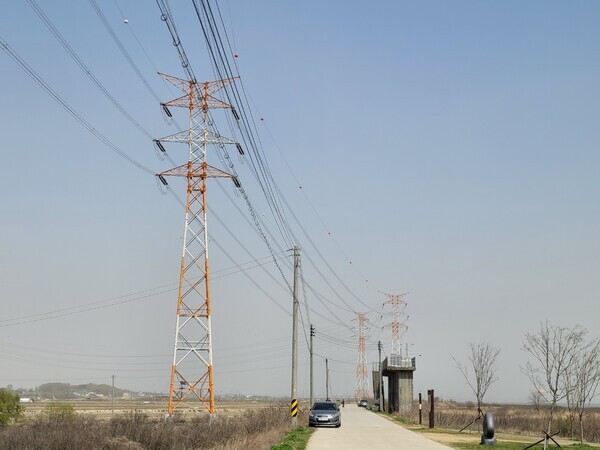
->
[36, 383, 130, 399]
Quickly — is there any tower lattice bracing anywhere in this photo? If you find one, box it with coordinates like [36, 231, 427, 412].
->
[156, 73, 237, 415]
[355, 313, 370, 401]
[383, 292, 408, 356]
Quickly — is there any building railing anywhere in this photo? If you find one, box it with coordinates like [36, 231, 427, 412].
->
[384, 354, 416, 370]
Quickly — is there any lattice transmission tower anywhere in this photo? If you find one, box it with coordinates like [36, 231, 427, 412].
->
[354, 313, 370, 401]
[382, 292, 408, 356]
[155, 73, 238, 416]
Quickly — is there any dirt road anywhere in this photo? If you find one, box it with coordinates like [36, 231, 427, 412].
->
[306, 404, 451, 450]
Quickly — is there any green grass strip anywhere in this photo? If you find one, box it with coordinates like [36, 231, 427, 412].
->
[450, 443, 595, 449]
[271, 426, 316, 450]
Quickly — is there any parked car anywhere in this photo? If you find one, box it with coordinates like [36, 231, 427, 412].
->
[357, 399, 368, 407]
[308, 401, 341, 428]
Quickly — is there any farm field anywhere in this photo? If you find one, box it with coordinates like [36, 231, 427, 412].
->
[1, 399, 307, 449]
[21, 398, 306, 419]
[7, 398, 600, 448]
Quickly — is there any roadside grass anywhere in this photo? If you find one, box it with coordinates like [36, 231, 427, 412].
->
[0, 407, 294, 449]
[448, 442, 595, 449]
[271, 426, 315, 450]
[393, 402, 600, 444]
[409, 426, 599, 449]
[374, 411, 600, 450]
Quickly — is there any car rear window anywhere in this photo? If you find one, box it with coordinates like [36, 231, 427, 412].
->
[313, 403, 336, 410]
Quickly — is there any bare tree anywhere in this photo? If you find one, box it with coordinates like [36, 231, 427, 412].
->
[522, 321, 587, 435]
[453, 342, 501, 417]
[563, 361, 577, 440]
[571, 339, 600, 444]
[528, 389, 543, 413]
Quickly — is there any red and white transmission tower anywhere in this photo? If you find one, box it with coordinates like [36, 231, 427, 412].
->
[156, 73, 238, 416]
[355, 313, 370, 401]
[382, 292, 408, 356]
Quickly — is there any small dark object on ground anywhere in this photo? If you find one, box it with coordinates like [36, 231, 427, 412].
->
[524, 430, 561, 449]
[481, 411, 496, 445]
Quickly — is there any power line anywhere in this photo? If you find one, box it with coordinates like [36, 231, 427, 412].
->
[0, 254, 286, 327]
[154, 2, 293, 292]
[0, 35, 154, 175]
[190, 0, 296, 248]
[26, 0, 154, 141]
[88, 0, 163, 104]
[191, 1, 380, 318]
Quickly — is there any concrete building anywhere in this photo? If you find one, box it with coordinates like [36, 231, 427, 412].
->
[381, 354, 416, 413]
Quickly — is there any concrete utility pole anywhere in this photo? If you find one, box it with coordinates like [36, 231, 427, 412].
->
[326, 358, 329, 401]
[378, 341, 383, 412]
[111, 374, 115, 418]
[290, 246, 300, 425]
[310, 324, 315, 407]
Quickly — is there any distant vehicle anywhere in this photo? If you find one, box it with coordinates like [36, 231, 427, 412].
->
[308, 401, 341, 428]
[358, 399, 368, 407]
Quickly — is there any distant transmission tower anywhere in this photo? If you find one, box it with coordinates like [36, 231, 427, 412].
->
[155, 73, 238, 416]
[355, 313, 370, 401]
[382, 292, 408, 356]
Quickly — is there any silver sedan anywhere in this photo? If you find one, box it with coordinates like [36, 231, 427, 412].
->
[308, 401, 341, 428]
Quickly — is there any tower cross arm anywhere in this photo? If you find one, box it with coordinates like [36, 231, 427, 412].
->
[158, 163, 233, 179]
[157, 72, 239, 96]
[157, 129, 237, 146]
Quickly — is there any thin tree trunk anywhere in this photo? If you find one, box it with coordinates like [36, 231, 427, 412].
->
[547, 404, 555, 435]
[569, 409, 574, 440]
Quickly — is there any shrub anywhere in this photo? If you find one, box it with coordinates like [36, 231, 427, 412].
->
[0, 389, 22, 425]
[44, 402, 76, 422]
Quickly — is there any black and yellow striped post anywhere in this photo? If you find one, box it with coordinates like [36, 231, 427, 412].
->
[290, 398, 298, 419]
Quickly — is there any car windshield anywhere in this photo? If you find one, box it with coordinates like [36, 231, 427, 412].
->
[312, 403, 336, 410]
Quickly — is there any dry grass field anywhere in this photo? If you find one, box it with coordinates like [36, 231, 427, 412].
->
[22, 398, 298, 420]
[0, 399, 309, 449]
[394, 400, 600, 446]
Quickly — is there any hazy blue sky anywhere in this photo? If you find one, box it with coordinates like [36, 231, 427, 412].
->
[1, 1, 599, 404]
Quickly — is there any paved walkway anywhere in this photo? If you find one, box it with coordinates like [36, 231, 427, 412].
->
[306, 404, 451, 450]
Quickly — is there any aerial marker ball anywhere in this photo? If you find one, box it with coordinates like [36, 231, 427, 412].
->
[124, 19, 129, 24]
